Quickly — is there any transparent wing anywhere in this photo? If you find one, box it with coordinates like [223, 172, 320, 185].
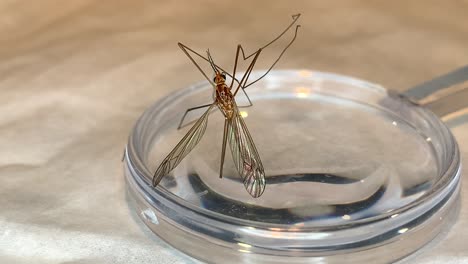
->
[153, 103, 215, 186]
[227, 104, 266, 198]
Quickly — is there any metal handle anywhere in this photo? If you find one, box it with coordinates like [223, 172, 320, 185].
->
[403, 65, 468, 117]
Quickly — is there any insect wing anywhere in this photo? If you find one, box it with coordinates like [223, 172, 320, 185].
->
[227, 105, 266, 197]
[153, 104, 215, 186]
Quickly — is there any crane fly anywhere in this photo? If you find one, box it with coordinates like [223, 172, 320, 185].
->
[152, 14, 301, 198]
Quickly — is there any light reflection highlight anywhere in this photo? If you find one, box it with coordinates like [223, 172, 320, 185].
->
[269, 227, 282, 231]
[298, 70, 313, 78]
[237, 242, 252, 253]
[237, 242, 252, 248]
[295, 86, 311, 98]
[398, 228, 409, 234]
[242, 227, 330, 240]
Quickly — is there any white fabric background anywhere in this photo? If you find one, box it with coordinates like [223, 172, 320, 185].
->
[1, 1, 467, 263]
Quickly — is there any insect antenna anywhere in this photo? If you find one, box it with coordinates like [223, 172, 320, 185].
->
[206, 49, 219, 74]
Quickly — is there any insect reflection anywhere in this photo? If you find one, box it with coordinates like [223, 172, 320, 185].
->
[153, 14, 301, 198]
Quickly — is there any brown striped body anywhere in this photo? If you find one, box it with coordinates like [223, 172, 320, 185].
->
[214, 74, 235, 119]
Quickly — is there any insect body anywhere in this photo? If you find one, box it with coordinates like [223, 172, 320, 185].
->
[152, 14, 301, 198]
[214, 73, 235, 119]
[211, 68, 265, 197]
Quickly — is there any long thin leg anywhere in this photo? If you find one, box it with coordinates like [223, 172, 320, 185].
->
[237, 86, 253, 108]
[230, 44, 253, 107]
[243, 24, 300, 89]
[178, 42, 241, 85]
[177, 103, 212, 130]
[233, 48, 262, 97]
[238, 104, 252, 109]
[230, 45, 242, 88]
[178, 43, 215, 86]
[240, 49, 262, 90]
[219, 118, 229, 178]
[230, 14, 301, 90]
[177, 14, 300, 89]
[241, 13, 301, 60]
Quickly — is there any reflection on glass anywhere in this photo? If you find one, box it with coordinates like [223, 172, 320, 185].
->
[398, 228, 409, 234]
[298, 70, 313, 78]
[295, 86, 311, 98]
[240, 111, 248, 118]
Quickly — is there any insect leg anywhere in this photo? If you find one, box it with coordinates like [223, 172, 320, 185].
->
[230, 45, 253, 107]
[243, 24, 300, 89]
[177, 103, 213, 130]
[237, 87, 253, 108]
[229, 44, 242, 88]
[233, 48, 262, 97]
[232, 14, 301, 90]
[178, 42, 241, 85]
[178, 43, 216, 86]
[219, 118, 229, 178]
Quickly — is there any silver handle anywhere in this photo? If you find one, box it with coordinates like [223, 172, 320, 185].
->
[403, 65, 468, 117]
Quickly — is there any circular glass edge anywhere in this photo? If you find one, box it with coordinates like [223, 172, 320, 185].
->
[125, 69, 461, 231]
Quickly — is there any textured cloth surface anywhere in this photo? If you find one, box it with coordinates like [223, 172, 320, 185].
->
[1, 1, 468, 263]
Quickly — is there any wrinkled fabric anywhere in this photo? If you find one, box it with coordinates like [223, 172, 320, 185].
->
[0, 1, 467, 263]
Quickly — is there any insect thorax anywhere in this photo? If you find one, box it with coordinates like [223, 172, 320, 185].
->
[215, 83, 234, 118]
